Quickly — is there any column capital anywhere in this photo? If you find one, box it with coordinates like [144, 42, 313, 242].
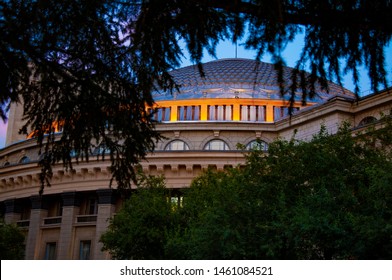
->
[96, 189, 117, 205]
[4, 199, 21, 214]
[30, 195, 48, 210]
[61, 192, 81, 207]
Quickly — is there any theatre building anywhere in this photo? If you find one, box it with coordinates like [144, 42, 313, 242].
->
[0, 59, 391, 259]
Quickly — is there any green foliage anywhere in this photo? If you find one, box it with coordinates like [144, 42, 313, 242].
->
[167, 122, 392, 259]
[100, 169, 178, 259]
[166, 168, 266, 259]
[101, 122, 392, 259]
[0, 220, 25, 260]
[1, 1, 391, 192]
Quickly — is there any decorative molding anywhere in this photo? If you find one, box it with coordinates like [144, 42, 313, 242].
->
[171, 165, 178, 172]
[157, 165, 164, 173]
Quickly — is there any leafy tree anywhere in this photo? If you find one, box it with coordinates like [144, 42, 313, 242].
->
[100, 168, 179, 259]
[0, 220, 25, 260]
[100, 120, 392, 259]
[1, 0, 391, 191]
[165, 122, 392, 259]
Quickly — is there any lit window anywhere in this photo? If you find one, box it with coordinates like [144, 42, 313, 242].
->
[204, 140, 230, 151]
[178, 106, 200, 121]
[151, 107, 171, 122]
[165, 140, 190, 151]
[208, 105, 233, 121]
[240, 105, 266, 121]
[79, 240, 91, 260]
[45, 242, 57, 260]
[246, 140, 268, 151]
[170, 195, 183, 209]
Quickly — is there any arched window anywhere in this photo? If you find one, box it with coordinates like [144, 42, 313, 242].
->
[358, 116, 377, 127]
[246, 140, 268, 151]
[165, 140, 190, 151]
[3, 161, 10, 167]
[204, 140, 230, 151]
[19, 156, 30, 164]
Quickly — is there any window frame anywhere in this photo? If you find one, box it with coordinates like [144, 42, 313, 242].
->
[164, 140, 190, 151]
[203, 139, 230, 151]
[79, 240, 92, 260]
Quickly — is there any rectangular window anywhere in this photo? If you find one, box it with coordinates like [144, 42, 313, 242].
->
[151, 107, 170, 122]
[257, 106, 266, 121]
[45, 242, 57, 260]
[79, 240, 91, 260]
[186, 106, 195, 121]
[194, 106, 200, 120]
[249, 106, 257, 121]
[217, 105, 224, 120]
[208, 105, 215, 120]
[208, 105, 232, 121]
[48, 200, 63, 217]
[83, 197, 98, 215]
[170, 196, 183, 209]
[178, 106, 201, 121]
[88, 198, 98, 215]
[241, 105, 265, 121]
[241, 105, 248, 121]
[274, 106, 283, 121]
[164, 107, 171, 121]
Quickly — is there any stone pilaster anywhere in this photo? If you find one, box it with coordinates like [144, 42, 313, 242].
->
[93, 189, 116, 260]
[25, 196, 48, 260]
[57, 192, 80, 260]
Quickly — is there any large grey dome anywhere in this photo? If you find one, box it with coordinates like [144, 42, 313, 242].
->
[152, 58, 354, 102]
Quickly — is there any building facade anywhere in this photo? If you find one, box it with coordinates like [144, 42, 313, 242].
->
[0, 59, 391, 259]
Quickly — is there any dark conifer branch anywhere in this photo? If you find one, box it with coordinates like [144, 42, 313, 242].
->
[0, 0, 391, 191]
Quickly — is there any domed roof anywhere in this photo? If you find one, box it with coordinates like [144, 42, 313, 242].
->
[152, 58, 354, 102]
